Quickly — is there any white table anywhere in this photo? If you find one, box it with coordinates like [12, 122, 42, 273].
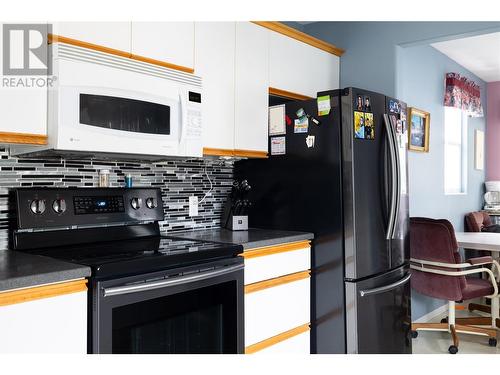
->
[455, 232, 500, 253]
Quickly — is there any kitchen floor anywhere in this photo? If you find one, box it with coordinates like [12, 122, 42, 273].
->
[412, 306, 500, 354]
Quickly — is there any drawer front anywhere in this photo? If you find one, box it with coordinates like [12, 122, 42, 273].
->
[243, 242, 310, 285]
[255, 330, 310, 355]
[245, 277, 310, 346]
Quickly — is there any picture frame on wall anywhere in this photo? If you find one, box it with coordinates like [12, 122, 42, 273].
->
[408, 107, 430, 152]
[475, 129, 485, 170]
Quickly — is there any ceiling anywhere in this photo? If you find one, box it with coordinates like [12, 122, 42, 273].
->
[431, 32, 500, 82]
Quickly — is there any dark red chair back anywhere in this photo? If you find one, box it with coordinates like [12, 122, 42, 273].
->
[465, 211, 492, 232]
[410, 217, 465, 301]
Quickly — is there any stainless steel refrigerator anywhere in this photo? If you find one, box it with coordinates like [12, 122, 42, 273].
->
[235, 87, 411, 354]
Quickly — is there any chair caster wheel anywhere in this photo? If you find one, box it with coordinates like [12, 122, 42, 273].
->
[411, 330, 418, 338]
[489, 338, 497, 347]
[448, 345, 458, 354]
[441, 318, 448, 324]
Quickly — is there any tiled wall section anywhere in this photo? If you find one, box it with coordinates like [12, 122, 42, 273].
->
[0, 147, 234, 250]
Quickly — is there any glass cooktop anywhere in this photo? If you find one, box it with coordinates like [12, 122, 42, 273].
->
[24, 236, 243, 279]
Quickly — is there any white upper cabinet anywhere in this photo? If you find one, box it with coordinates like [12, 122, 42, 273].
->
[0, 23, 47, 140]
[131, 22, 194, 69]
[52, 22, 132, 52]
[269, 31, 340, 97]
[194, 22, 236, 151]
[234, 22, 269, 153]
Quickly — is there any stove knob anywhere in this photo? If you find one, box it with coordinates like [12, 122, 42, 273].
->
[130, 197, 142, 210]
[146, 197, 157, 209]
[52, 198, 67, 214]
[30, 199, 46, 215]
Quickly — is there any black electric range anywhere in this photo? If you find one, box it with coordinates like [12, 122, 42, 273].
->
[23, 235, 242, 279]
[11, 187, 245, 354]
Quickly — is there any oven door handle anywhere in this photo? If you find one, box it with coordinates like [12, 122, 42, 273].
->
[102, 263, 244, 297]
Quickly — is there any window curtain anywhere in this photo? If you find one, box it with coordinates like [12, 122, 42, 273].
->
[444, 72, 483, 117]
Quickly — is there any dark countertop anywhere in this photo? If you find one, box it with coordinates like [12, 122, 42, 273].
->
[0, 251, 91, 293]
[169, 228, 314, 250]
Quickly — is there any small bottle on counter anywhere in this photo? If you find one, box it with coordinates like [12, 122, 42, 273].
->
[98, 169, 110, 187]
[125, 173, 133, 188]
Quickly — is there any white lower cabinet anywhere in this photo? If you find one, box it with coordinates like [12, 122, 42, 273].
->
[245, 277, 310, 347]
[0, 286, 87, 353]
[255, 330, 310, 355]
[243, 241, 311, 354]
[244, 244, 310, 285]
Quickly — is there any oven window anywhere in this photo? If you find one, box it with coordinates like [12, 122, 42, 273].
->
[80, 94, 171, 135]
[111, 281, 237, 354]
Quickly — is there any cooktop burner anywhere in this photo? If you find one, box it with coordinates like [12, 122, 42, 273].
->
[24, 236, 242, 279]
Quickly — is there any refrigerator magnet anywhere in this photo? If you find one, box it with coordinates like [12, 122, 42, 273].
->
[363, 96, 372, 112]
[354, 111, 365, 139]
[306, 135, 315, 148]
[285, 115, 292, 126]
[317, 95, 331, 116]
[389, 99, 400, 114]
[296, 108, 306, 118]
[364, 112, 375, 140]
[294, 117, 309, 134]
[270, 136, 286, 155]
[354, 95, 364, 111]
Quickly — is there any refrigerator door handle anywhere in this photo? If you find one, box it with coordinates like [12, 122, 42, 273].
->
[389, 115, 401, 239]
[358, 273, 411, 297]
[383, 114, 397, 240]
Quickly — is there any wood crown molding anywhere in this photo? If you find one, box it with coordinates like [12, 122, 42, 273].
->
[252, 21, 344, 57]
[48, 34, 194, 74]
[203, 148, 268, 159]
[0, 279, 88, 307]
[244, 270, 310, 294]
[269, 87, 312, 101]
[0, 131, 48, 145]
[241, 240, 311, 259]
[245, 323, 310, 354]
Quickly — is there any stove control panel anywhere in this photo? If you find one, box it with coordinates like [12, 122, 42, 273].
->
[15, 187, 164, 230]
[74, 196, 125, 215]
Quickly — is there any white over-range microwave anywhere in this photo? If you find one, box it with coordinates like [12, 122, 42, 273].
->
[12, 43, 203, 159]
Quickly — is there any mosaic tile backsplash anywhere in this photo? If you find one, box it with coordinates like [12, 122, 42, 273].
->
[0, 147, 234, 250]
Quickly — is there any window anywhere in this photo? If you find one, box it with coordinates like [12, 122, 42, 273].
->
[444, 107, 468, 195]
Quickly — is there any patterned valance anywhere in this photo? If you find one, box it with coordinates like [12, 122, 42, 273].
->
[444, 72, 483, 117]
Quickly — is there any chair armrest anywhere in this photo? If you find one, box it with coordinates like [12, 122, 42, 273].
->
[467, 256, 494, 265]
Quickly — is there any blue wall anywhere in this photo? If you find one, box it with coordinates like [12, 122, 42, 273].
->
[304, 22, 500, 97]
[398, 44, 487, 319]
[303, 21, 496, 320]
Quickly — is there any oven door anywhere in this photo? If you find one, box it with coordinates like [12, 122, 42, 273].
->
[92, 258, 244, 354]
[57, 85, 184, 156]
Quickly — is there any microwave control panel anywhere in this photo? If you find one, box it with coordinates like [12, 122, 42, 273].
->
[186, 91, 202, 139]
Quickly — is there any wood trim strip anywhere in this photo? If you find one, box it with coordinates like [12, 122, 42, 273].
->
[252, 21, 344, 57]
[245, 323, 310, 354]
[203, 148, 236, 157]
[0, 279, 88, 307]
[269, 87, 312, 101]
[232, 149, 268, 158]
[203, 148, 268, 158]
[244, 270, 310, 294]
[0, 131, 48, 145]
[130, 54, 194, 74]
[49, 34, 194, 74]
[241, 240, 311, 259]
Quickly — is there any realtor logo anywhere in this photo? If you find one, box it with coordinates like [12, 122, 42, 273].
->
[2, 24, 52, 75]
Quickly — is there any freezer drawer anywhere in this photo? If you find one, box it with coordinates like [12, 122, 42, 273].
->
[345, 265, 411, 354]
